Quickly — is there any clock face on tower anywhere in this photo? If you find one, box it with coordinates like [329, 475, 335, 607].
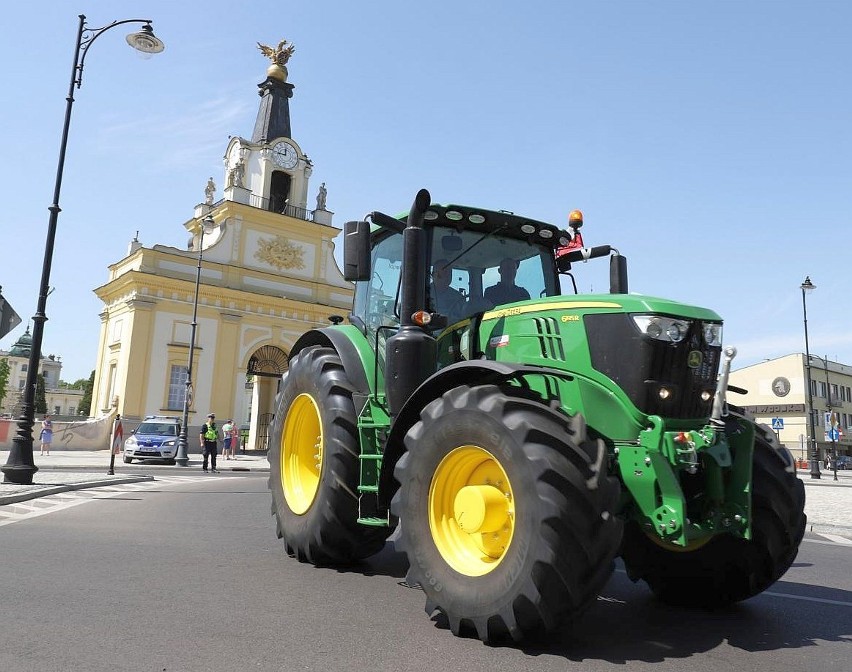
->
[271, 141, 298, 169]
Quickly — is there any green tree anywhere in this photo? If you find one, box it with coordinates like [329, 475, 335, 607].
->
[58, 378, 89, 390]
[0, 358, 10, 412]
[79, 370, 95, 417]
[35, 374, 47, 415]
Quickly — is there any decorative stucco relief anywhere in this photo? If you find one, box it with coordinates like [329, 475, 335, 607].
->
[254, 236, 305, 271]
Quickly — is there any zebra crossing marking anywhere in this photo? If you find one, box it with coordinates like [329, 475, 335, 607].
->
[0, 475, 229, 527]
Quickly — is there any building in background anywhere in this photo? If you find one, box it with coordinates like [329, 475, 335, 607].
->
[729, 353, 851, 464]
[92, 41, 351, 449]
[0, 327, 85, 417]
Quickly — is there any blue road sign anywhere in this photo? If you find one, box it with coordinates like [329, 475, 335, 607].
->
[827, 428, 840, 441]
[771, 418, 784, 430]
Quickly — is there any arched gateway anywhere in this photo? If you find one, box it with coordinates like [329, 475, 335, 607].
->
[245, 345, 289, 451]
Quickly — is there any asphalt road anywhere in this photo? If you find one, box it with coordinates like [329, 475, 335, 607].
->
[1, 472, 851, 672]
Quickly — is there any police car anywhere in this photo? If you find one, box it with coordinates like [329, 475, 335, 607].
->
[124, 416, 181, 464]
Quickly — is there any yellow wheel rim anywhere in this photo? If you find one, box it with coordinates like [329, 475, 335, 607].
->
[281, 393, 323, 515]
[428, 445, 515, 577]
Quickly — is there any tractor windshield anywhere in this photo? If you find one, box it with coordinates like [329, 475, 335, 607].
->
[428, 225, 559, 319]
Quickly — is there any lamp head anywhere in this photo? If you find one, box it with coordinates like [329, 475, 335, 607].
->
[200, 215, 216, 234]
[801, 276, 816, 293]
[126, 23, 165, 58]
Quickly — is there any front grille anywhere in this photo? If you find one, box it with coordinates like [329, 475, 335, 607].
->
[585, 313, 721, 420]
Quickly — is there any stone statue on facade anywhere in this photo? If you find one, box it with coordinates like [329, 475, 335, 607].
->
[228, 159, 245, 189]
[204, 177, 216, 205]
[316, 182, 328, 211]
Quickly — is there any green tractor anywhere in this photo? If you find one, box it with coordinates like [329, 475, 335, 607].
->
[267, 188, 805, 642]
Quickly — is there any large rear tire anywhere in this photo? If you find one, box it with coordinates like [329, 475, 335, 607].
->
[392, 385, 623, 642]
[268, 345, 390, 564]
[620, 421, 806, 607]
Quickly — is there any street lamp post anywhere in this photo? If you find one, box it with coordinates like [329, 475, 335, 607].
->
[175, 216, 215, 467]
[813, 354, 840, 482]
[1, 15, 164, 486]
[800, 276, 821, 480]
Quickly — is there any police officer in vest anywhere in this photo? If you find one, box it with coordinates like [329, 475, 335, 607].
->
[200, 413, 220, 473]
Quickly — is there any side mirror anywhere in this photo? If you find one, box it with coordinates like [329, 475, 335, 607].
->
[610, 254, 628, 294]
[344, 220, 371, 281]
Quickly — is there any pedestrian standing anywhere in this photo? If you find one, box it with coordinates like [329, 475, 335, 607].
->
[231, 425, 240, 460]
[40, 414, 53, 456]
[200, 413, 219, 473]
[222, 419, 234, 460]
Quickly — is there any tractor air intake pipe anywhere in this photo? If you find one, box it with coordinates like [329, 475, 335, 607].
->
[385, 189, 437, 417]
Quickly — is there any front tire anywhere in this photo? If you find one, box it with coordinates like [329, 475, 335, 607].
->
[392, 385, 623, 642]
[268, 345, 390, 565]
[620, 421, 806, 607]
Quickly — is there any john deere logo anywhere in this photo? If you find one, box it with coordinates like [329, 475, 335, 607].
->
[687, 351, 703, 368]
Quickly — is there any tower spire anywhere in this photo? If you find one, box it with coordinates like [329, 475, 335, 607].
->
[252, 39, 296, 143]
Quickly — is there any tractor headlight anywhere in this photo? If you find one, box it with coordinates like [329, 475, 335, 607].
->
[665, 322, 688, 342]
[702, 322, 723, 347]
[632, 315, 692, 343]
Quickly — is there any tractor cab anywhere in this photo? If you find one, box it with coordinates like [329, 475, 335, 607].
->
[346, 203, 565, 337]
[345, 201, 570, 402]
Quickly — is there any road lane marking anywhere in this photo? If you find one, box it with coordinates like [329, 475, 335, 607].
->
[0, 475, 231, 527]
[763, 591, 852, 608]
[815, 533, 852, 546]
[803, 536, 852, 547]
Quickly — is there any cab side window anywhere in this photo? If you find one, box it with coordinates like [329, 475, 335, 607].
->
[352, 232, 403, 359]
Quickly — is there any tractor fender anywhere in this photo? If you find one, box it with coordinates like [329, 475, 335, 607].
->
[290, 327, 372, 398]
[377, 360, 571, 509]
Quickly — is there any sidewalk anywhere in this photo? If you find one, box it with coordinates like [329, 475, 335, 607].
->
[795, 467, 852, 537]
[0, 449, 270, 506]
[1, 452, 850, 538]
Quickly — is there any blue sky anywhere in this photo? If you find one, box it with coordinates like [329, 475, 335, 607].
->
[1, 1, 850, 381]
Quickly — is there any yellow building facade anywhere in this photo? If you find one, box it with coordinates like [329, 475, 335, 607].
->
[91, 42, 352, 447]
[729, 353, 852, 465]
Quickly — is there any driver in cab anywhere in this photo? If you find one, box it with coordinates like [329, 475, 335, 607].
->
[430, 258, 466, 324]
[484, 257, 530, 306]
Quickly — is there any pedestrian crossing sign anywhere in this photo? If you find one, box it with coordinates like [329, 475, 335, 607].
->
[771, 417, 784, 430]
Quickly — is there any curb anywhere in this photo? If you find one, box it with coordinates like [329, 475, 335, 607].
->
[0, 475, 154, 506]
[807, 522, 852, 537]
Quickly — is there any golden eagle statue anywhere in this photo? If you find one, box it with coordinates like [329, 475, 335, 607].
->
[258, 40, 296, 67]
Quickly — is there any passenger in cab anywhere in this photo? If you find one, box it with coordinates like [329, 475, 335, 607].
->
[484, 258, 530, 305]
